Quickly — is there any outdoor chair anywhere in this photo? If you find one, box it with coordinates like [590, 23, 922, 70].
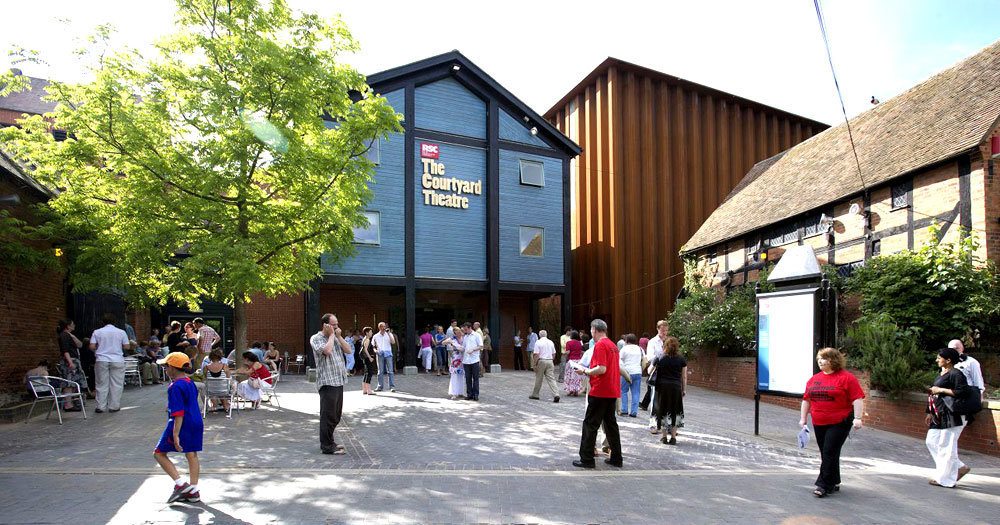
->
[124, 357, 142, 388]
[286, 353, 305, 374]
[261, 372, 280, 407]
[25, 376, 88, 425]
[202, 376, 235, 418]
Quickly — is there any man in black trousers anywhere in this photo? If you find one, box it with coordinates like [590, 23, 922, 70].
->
[573, 319, 623, 468]
[309, 313, 353, 455]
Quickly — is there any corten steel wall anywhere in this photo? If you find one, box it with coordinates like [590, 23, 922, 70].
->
[545, 59, 826, 335]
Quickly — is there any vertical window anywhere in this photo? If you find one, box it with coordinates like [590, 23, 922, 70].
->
[364, 139, 380, 166]
[352, 211, 380, 245]
[871, 239, 881, 256]
[519, 160, 544, 187]
[891, 180, 910, 210]
[745, 236, 761, 262]
[519, 226, 544, 257]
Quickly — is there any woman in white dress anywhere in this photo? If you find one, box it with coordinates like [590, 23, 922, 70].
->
[444, 331, 465, 400]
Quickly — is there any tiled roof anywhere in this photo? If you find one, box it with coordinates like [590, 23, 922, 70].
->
[0, 74, 56, 116]
[683, 39, 1000, 254]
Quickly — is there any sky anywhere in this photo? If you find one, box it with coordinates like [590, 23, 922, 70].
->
[3, 0, 999, 125]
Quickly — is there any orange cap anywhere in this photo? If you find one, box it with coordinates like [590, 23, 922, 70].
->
[157, 352, 191, 369]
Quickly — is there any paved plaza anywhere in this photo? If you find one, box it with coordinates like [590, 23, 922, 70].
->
[1, 370, 998, 524]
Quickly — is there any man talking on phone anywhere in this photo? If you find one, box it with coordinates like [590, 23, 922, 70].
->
[310, 313, 352, 455]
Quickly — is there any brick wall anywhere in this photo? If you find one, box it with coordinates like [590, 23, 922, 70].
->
[688, 350, 1000, 456]
[245, 292, 305, 358]
[321, 285, 399, 337]
[0, 266, 65, 402]
[127, 310, 151, 343]
[0, 178, 66, 404]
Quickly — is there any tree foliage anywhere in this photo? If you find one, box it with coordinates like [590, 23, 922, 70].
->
[669, 261, 773, 357]
[845, 225, 998, 350]
[0, 0, 402, 349]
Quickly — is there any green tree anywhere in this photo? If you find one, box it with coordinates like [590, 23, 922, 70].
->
[0, 0, 402, 361]
[845, 224, 997, 350]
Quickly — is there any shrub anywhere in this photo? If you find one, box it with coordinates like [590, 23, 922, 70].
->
[669, 262, 772, 357]
[846, 225, 998, 351]
[843, 315, 934, 398]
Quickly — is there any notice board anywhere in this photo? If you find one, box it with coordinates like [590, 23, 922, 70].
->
[756, 288, 820, 396]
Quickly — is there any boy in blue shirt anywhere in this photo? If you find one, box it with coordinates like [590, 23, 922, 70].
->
[153, 352, 204, 503]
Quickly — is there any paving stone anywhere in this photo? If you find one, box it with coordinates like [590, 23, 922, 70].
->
[0, 372, 997, 524]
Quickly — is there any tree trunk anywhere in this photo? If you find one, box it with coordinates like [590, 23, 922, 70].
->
[234, 297, 248, 370]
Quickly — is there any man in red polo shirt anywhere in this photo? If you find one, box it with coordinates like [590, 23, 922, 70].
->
[573, 318, 623, 468]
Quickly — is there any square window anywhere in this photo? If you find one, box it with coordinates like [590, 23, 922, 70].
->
[352, 211, 380, 245]
[891, 180, 910, 210]
[519, 226, 544, 257]
[364, 139, 380, 166]
[519, 160, 544, 187]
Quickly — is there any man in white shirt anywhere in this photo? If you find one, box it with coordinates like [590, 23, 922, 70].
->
[89, 313, 131, 413]
[461, 323, 483, 401]
[529, 330, 560, 402]
[526, 327, 538, 371]
[950, 339, 985, 401]
[373, 322, 397, 392]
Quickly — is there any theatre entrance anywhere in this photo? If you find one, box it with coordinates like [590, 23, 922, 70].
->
[414, 307, 456, 332]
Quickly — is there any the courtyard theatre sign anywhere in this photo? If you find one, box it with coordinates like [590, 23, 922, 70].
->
[420, 142, 482, 209]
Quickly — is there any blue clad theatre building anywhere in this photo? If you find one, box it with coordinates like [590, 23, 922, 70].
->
[306, 51, 580, 371]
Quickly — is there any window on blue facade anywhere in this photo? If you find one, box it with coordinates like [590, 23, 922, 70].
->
[519, 226, 544, 257]
[352, 211, 380, 245]
[519, 160, 544, 187]
[364, 139, 380, 166]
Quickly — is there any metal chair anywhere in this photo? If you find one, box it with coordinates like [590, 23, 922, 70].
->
[261, 372, 280, 407]
[286, 354, 305, 374]
[25, 376, 88, 425]
[124, 357, 142, 388]
[202, 376, 234, 418]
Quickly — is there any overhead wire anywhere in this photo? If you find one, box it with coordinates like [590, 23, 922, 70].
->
[812, 0, 868, 193]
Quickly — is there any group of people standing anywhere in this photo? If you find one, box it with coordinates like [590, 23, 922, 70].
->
[564, 318, 690, 469]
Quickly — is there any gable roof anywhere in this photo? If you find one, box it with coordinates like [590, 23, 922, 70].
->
[683, 39, 1000, 254]
[0, 74, 56, 117]
[367, 50, 581, 157]
[543, 57, 829, 131]
[0, 148, 54, 200]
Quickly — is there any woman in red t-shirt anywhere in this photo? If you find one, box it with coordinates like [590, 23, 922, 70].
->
[799, 347, 865, 498]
